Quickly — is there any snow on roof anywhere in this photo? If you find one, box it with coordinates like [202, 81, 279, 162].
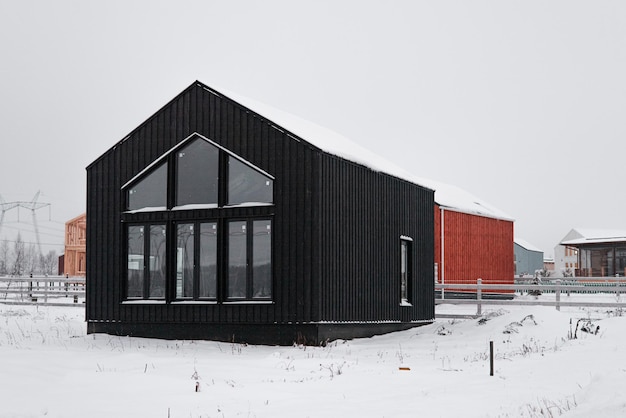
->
[412, 176, 513, 221]
[206, 82, 513, 221]
[560, 228, 626, 245]
[514, 238, 543, 253]
[208, 85, 424, 185]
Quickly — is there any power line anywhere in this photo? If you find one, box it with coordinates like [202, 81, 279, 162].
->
[0, 226, 64, 239]
[0, 239, 62, 247]
[2, 221, 65, 232]
[0, 192, 52, 257]
[1, 223, 65, 236]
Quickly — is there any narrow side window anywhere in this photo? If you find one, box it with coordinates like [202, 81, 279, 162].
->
[401, 238, 412, 305]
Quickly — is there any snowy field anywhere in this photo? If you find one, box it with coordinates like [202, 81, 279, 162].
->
[1, 295, 625, 418]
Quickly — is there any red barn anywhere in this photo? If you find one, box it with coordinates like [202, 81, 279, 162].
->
[421, 179, 514, 296]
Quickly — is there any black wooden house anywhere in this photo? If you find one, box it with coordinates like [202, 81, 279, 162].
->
[86, 81, 435, 345]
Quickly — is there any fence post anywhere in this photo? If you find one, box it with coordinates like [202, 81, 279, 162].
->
[477, 278, 482, 316]
[555, 279, 561, 311]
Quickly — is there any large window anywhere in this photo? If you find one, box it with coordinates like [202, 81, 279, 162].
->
[227, 220, 272, 300]
[228, 221, 247, 298]
[580, 245, 626, 277]
[252, 220, 272, 298]
[176, 139, 219, 207]
[124, 135, 273, 212]
[176, 223, 195, 298]
[228, 157, 273, 205]
[176, 222, 218, 299]
[126, 224, 166, 299]
[123, 133, 273, 303]
[127, 163, 168, 211]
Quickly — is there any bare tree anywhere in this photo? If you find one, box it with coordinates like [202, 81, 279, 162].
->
[24, 244, 38, 275]
[0, 239, 9, 276]
[40, 250, 58, 276]
[12, 233, 26, 276]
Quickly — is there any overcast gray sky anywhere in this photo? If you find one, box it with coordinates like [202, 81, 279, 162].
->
[1, 0, 625, 256]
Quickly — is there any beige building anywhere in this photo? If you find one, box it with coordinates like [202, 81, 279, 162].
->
[64, 213, 86, 277]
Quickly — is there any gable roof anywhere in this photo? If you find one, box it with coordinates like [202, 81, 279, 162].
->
[65, 213, 86, 225]
[514, 238, 542, 253]
[90, 80, 513, 221]
[560, 228, 626, 245]
[415, 177, 513, 221]
[208, 83, 513, 221]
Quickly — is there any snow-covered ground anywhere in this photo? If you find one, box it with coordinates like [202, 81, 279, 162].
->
[1, 295, 624, 418]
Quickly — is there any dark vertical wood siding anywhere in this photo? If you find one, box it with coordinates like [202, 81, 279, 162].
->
[434, 205, 514, 288]
[87, 81, 434, 335]
[318, 156, 434, 322]
[87, 83, 321, 326]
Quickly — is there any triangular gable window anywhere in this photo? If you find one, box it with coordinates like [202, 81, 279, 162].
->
[127, 162, 168, 211]
[176, 138, 219, 207]
[228, 156, 273, 206]
[123, 133, 273, 211]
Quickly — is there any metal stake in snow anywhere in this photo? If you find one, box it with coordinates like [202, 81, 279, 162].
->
[476, 278, 483, 316]
[489, 341, 494, 376]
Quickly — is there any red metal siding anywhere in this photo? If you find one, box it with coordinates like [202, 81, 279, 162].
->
[434, 205, 514, 288]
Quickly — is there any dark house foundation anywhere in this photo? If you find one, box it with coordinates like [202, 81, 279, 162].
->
[88, 321, 432, 346]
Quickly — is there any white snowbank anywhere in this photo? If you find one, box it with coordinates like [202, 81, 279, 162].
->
[1, 296, 624, 417]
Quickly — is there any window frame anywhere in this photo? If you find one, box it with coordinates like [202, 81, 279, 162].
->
[400, 236, 413, 306]
[174, 220, 219, 301]
[225, 218, 273, 302]
[175, 138, 220, 208]
[122, 133, 274, 212]
[121, 133, 274, 305]
[125, 223, 167, 301]
[126, 162, 169, 212]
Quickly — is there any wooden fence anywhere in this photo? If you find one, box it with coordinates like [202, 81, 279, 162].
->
[0, 276, 85, 307]
[436, 278, 626, 317]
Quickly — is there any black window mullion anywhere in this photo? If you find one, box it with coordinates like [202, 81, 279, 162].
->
[218, 150, 228, 207]
[246, 220, 253, 299]
[168, 152, 177, 209]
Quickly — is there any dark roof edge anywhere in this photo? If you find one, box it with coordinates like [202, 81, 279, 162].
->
[87, 80, 327, 171]
[86, 81, 203, 171]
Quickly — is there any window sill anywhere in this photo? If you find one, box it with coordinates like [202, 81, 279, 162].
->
[121, 300, 274, 305]
[122, 300, 167, 304]
[171, 300, 218, 304]
[124, 203, 274, 214]
[223, 202, 274, 208]
[223, 300, 274, 305]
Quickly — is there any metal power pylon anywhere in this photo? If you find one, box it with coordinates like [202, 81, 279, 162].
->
[0, 191, 51, 258]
